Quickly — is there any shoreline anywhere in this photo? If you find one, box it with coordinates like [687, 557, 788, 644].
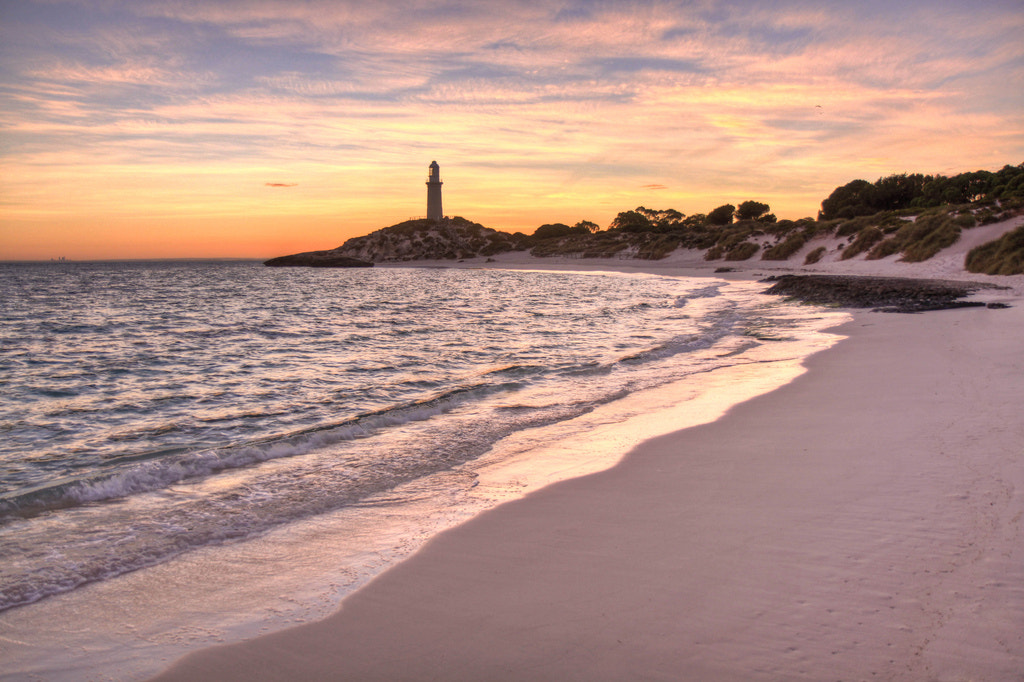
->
[151, 267, 1024, 680]
[0, 266, 845, 681]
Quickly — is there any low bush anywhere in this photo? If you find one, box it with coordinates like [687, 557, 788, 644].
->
[762, 234, 806, 260]
[965, 225, 1024, 274]
[836, 215, 875, 237]
[978, 209, 1002, 225]
[582, 242, 629, 258]
[804, 246, 827, 265]
[725, 242, 760, 261]
[841, 227, 884, 260]
[804, 220, 839, 239]
[953, 213, 977, 228]
[902, 222, 960, 262]
[861, 212, 961, 262]
[899, 215, 961, 262]
[637, 235, 680, 260]
[866, 237, 902, 260]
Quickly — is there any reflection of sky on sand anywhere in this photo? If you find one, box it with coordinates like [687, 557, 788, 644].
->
[469, 311, 848, 502]
[0, 287, 848, 681]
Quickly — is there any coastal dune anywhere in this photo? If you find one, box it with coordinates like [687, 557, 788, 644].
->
[154, 294, 1024, 679]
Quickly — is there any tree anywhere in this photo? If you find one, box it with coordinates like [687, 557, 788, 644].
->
[819, 179, 876, 220]
[610, 210, 653, 232]
[533, 223, 578, 239]
[636, 207, 684, 229]
[736, 200, 770, 221]
[873, 173, 926, 211]
[574, 220, 600, 233]
[613, 207, 686, 231]
[707, 204, 736, 226]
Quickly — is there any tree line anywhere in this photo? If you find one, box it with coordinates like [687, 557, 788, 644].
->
[818, 164, 1024, 220]
[529, 162, 1024, 238]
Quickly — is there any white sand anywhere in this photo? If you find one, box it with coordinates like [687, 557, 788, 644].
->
[151, 219, 1024, 681]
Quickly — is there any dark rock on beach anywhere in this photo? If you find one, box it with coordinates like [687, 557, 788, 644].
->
[263, 251, 373, 268]
[762, 274, 1004, 313]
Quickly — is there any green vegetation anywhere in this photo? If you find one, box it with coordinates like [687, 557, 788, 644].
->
[328, 162, 1024, 269]
[841, 227, 884, 260]
[762, 234, 806, 260]
[532, 222, 590, 239]
[965, 225, 1024, 275]
[725, 242, 759, 261]
[736, 200, 776, 223]
[819, 164, 1024, 220]
[707, 204, 736, 226]
[804, 246, 827, 265]
[866, 210, 962, 262]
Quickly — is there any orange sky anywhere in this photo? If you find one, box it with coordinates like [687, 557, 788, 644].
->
[2, 0, 1022, 260]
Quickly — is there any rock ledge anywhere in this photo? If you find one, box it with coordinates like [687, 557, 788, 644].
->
[263, 251, 373, 268]
[762, 274, 1006, 313]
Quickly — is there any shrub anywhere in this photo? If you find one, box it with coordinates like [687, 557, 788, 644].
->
[704, 245, 724, 260]
[978, 209, 1002, 225]
[725, 242, 760, 261]
[879, 214, 908, 234]
[866, 237, 902, 260]
[965, 225, 1024, 274]
[637, 236, 680, 260]
[953, 213, 977, 228]
[901, 219, 961, 262]
[801, 220, 836, 239]
[804, 246, 827, 265]
[836, 215, 875, 237]
[762, 234, 807, 260]
[583, 242, 629, 258]
[841, 227, 884, 259]
[764, 219, 799, 238]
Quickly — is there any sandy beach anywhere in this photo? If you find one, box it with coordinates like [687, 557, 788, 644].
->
[150, 227, 1024, 681]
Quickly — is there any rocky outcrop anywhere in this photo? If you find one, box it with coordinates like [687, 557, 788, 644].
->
[263, 251, 373, 267]
[334, 217, 528, 262]
[762, 274, 1005, 313]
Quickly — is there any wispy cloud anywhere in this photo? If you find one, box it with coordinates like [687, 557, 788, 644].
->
[1, 0, 1022, 258]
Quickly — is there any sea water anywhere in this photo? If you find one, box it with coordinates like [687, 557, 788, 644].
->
[0, 261, 847, 679]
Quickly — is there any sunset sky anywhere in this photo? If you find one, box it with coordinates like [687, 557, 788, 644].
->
[2, 0, 1022, 260]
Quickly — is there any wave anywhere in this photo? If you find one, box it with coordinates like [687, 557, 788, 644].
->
[0, 266, 814, 616]
[0, 382, 520, 521]
[615, 310, 746, 366]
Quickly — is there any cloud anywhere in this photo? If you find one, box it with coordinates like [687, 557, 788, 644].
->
[265, 182, 298, 187]
[1, 0, 1022, 258]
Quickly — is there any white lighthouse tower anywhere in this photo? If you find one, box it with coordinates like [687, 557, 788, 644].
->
[426, 161, 443, 221]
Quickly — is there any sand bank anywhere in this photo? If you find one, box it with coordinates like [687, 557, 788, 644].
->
[153, 279, 1024, 679]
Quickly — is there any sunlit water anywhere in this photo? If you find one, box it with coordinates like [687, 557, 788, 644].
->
[0, 261, 847, 679]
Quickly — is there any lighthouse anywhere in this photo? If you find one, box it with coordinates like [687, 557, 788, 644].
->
[426, 161, 443, 221]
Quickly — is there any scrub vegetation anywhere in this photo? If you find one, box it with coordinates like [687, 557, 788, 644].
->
[323, 163, 1024, 271]
[965, 225, 1024, 275]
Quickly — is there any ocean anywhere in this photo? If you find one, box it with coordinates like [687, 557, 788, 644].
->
[0, 260, 847, 679]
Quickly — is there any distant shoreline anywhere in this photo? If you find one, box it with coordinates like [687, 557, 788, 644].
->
[0, 258, 266, 265]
